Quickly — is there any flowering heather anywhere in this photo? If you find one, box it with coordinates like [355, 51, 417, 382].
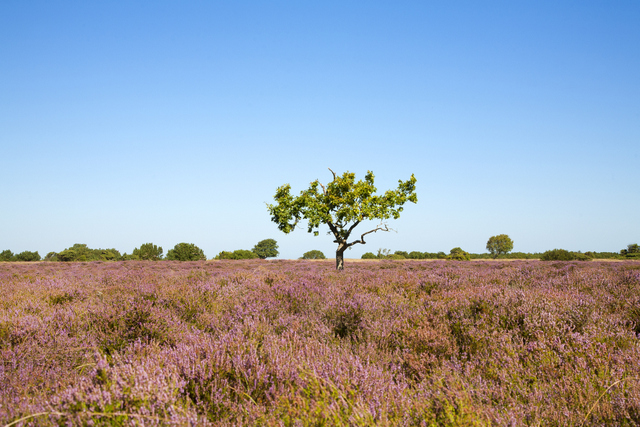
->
[1, 260, 639, 426]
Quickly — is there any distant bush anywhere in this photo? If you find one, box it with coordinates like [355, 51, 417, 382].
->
[386, 254, 406, 260]
[394, 251, 409, 258]
[166, 243, 206, 261]
[215, 249, 258, 260]
[132, 243, 163, 261]
[540, 249, 574, 261]
[301, 250, 326, 260]
[361, 252, 377, 260]
[621, 244, 640, 258]
[14, 251, 41, 262]
[44, 252, 58, 261]
[540, 249, 591, 261]
[0, 250, 13, 261]
[573, 252, 593, 261]
[57, 249, 77, 262]
[52, 244, 122, 262]
[447, 247, 471, 261]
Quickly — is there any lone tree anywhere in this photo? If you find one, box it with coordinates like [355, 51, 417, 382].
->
[252, 239, 279, 259]
[486, 234, 514, 259]
[268, 169, 417, 270]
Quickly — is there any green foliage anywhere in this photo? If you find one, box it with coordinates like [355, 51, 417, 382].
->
[215, 249, 258, 260]
[132, 243, 163, 261]
[13, 251, 41, 262]
[621, 243, 640, 256]
[301, 250, 326, 259]
[0, 250, 13, 261]
[447, 247, 471, 261]
[44, 252, 58, 261]
[252, 239, 279, 259]
[486, 234, 514, 258]
[53, 244, 122, 262]
[57, 249, 77, 262]
[540, 249, 574, 261]
[268, 169, 417, 269]
[394, 250, 409, 258]
[166, 243, 206, 261]
[540, 249, 592, 261]
[361, 252, 377, 259]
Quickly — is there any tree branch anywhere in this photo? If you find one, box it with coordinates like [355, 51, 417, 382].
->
[326, 221, 342, 242]
[346, 223, 390, 248]
[328, 168, 336, 181]
[318, 181, 327, 195]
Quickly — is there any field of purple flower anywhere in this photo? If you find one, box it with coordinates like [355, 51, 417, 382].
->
[1, 260, 639, 426]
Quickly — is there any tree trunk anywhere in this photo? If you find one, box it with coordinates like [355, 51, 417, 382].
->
[336, 247, 346, 270]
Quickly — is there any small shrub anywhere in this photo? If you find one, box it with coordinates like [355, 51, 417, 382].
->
[361, 252, 377, 259]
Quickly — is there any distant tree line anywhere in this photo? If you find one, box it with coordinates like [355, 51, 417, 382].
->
[215, 239, 279, 260]
[359, 234, 639, 261]
[0, 242, 207, 262]
[2, 238, 638, 262]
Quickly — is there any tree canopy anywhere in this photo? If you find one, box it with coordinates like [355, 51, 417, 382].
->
[301, 250, 326, 260]
[166, 243, 206, 261]
[486, 234, 514, 259]
[215, 250, 259, 260]
[252, 239, 279, 259]
[132, 243, 164, 261]
[268, 169, 417, 269]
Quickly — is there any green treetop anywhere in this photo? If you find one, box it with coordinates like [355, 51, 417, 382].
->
[486, 234, 514, 259]
[268, 169, 417, 270]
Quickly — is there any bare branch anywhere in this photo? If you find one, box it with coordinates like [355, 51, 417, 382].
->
[346, 223, 390, 248]
[318, 180, 327, 195]
[328, 168, 336, 181]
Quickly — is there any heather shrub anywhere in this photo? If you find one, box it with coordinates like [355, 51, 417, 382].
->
[2, 260, 640, 425]
[324, 296, 365, 341]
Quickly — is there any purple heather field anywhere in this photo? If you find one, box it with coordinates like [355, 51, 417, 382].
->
[1, 260, 639, 426]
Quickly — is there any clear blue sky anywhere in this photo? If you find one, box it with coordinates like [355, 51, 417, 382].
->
[1, 1, 638, 259]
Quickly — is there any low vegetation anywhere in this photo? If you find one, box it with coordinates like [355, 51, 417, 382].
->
[1, 260, 639, 425]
